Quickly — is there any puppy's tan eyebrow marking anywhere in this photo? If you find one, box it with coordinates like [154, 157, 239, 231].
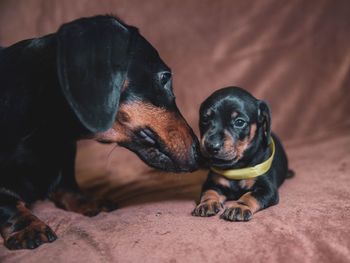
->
[205, 109, 212, 116]
[231, 111, 238, 118]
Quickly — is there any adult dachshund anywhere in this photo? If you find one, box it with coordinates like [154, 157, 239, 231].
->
[0, 15, 199, 250]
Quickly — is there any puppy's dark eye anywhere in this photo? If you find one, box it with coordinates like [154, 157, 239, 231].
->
[201, 110, 212, 124]
[159, 71, 172, 86]
[202, 114, 210, 123]
[233, 118, 247, 128]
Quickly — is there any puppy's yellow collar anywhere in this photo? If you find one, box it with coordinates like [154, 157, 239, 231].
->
[210, 138, 275, 180]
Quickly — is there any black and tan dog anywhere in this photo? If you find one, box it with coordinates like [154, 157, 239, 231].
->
[0, 15, 199, 250]
[192, 87, 293, 221]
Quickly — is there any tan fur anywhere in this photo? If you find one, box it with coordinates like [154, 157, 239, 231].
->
[231, 111, 238, 118]
[238, 179, 256, 189]
[234, 123, 257, 160]
[222, 129, 236, 158]
[212, 173, 231, 188]
[222, 191, 260, 221]
[49, 191, 111, 216]
[200, 189, 226, 203]
[237, 191, 260, 213]
[220, 123, 257, 161]
[121, 78, 130, 93]
[95, 101, 194, 161]
[200, 130, 215, 157]
[0, 202, 52, 247]
[192, 189, 226, 216]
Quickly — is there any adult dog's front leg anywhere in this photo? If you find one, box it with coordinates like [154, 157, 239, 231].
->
[49, 144, 118, 217]
[0, 192, 56, 250]
[221, 180, 278, 222]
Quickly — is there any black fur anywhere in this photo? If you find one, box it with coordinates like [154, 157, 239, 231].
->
[192, 87, 293, 221]
[0, 15, 199, 250]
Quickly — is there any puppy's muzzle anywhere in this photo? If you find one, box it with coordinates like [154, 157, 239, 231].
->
[204, 139, 222, 155]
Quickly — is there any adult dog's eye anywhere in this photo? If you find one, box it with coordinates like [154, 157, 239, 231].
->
[159, 71, 172, 86]
[234, 118, 246, 128]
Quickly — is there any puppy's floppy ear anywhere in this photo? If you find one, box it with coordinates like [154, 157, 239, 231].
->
[257, 100, 271, 146]
[57, 16, 131, 133]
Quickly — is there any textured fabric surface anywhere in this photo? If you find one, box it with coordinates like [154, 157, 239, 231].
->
[0, 1, 350, 262]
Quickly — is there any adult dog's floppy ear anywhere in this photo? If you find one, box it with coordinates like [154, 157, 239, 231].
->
[57, 16, 131, 133]
[258, 100, 271, 146]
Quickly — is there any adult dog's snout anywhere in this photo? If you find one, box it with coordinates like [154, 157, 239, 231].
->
[164, 123, 200, 172]
[180, 136, 200, 172]
[103, 101, 200, 172]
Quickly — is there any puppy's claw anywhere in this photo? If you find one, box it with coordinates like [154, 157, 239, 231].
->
[192, 201, 223, 217]
[220, 205, 253, 222]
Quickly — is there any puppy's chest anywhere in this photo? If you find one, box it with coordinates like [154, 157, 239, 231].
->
[210, 172, 256, 199]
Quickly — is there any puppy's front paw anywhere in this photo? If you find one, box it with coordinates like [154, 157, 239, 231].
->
[4, 218, 57, 250]
[220, 204, 253, 222]
[192, 201, 223, 217]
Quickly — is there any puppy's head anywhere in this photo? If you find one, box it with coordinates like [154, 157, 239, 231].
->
[55, 15, 199, 172]
[199, 87, 271, 169]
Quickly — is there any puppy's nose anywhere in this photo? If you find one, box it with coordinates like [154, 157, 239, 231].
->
[205, 140, 222, 155]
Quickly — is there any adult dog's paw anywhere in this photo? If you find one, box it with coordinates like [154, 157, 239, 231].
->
[192, 201, 223, 217]
[220, 204, 253, 222]
[79, 199, 118, 217]
[50, 191, 118, 217]
[4, 219, 57, 250]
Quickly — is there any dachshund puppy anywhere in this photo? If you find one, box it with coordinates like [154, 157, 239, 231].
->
[0, 15, 199, 249]
[192, 87, 293, 221]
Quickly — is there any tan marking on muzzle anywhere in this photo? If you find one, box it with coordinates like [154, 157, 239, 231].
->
[222, 130, 236, 158]
[97, 101, 195, 161]
[219, 123, 257, 161]
[200, 132, 209, 155]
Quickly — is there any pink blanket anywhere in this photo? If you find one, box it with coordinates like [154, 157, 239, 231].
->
[1, 130, 350, 262]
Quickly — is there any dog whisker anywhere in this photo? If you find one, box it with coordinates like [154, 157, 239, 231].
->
[105, 144, 119, 170]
